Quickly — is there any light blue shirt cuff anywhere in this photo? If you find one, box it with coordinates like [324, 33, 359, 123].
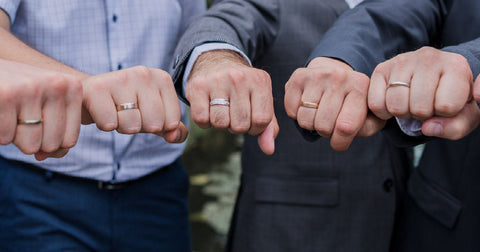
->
[182, 43, 252, 96]
[396, 118, 423, 137]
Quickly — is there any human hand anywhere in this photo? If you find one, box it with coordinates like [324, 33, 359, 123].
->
[81, 66, 188, 143]
[187, 50, 278, 155]
[369, 46, 479, 139]
[0, 59, 83, 161]
[285, 57, 383, 151]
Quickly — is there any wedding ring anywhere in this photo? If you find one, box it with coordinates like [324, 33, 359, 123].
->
[116, 102, 138, 111]
[17, 119, 42, 125]
[388, 81, 410, 88]
[300, 101, 319, 109]
[210, 98, 230, 106]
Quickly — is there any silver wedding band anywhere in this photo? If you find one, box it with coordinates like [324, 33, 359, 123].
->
[300, 101, 319, 109]
[210, 98, 230, 106]
[388, 81, 410, 88]
[17, 119, 43, 125]
[116, 102, 138, 111]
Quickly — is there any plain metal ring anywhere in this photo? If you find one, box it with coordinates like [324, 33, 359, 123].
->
[388, 81, 410, 88]
[209, 98, 230, 106]
[17, 119, 43, 125]
[116, 102, 139, 111]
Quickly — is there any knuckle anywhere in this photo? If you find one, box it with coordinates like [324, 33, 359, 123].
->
[120, 126, 142, 135]
[0, 134, 14, 145]
[0, 85, 14, 104]
[252, 113, 271, 128]
[417, 46, 438, 59]
[192, 111, 210, 126]
[394, 53, 411, 66]
[387, 106, 407, 117]
[410, 106, 433, 120]
[133, 65, 152, 80]
[189, 76, 208, 91]
[158, 72, 173, 87]
[97, 122, 117, 132]
[287, 68, 308, 88]
[67, 77, 83, 94]
[62, 137, 78, 149]
[18, 144, 40, 155]
[435, 101, 460, 116]
[227, 68, 247, 85]
[48, 77, 69, 97]
[315, 124, 333, 136]
[114, 70, 130, 87]
[368, 100, 385, 115]
[297, 119, 314, 131]
[373, 62, 389, 76]
[230, 122, 250, 133]
[42, 143, 61, 153]
[335, 120, 357, 136]
[143, 124, 164, 133]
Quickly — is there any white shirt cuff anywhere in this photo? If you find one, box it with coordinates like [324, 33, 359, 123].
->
[396, 118, 423, 137]
[345, 0, 364, 8]
[182, 43, 252, 96]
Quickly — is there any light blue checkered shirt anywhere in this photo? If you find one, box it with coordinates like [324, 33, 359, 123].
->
[0, 0, 205, 182]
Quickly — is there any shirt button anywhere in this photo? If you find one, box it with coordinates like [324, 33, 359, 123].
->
[112, 14, 118, 22]
[383, 178, 394, 193]
[173, 55, 180, 68]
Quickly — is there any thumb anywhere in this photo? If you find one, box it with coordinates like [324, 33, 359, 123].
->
[357, 113, 387, 137]
[422, 100, 480, 140]
[35, 148, 70, 161]
[161, 121, 189, 143]
[257, 115, 279, 155]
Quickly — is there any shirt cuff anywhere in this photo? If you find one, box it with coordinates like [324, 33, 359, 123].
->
[182, 43, 252, 96]
[396, 118, 423, 137]
[345, 0, 364, 8]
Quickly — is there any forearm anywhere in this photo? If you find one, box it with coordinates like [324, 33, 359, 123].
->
[0, 12, 88, 79]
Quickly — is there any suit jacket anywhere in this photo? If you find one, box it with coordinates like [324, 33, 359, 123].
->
[172, 0, 412, 251]
[310, 0, 480, 251]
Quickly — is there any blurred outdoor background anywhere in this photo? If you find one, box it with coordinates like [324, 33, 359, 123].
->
[183, 110, 242, 252]
[181, 1, 242, 251]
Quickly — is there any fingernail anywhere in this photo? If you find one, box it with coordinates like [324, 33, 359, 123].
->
[426, 122, 443, 136]
[174, 129, 182, 142]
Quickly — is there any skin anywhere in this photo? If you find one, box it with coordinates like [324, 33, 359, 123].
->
[369, 46, 480, 140]
[187, 49, 279, 155]
[284, 57, 384, 151]
[0, 10, 187, 160]
[0, 59, 82, 161]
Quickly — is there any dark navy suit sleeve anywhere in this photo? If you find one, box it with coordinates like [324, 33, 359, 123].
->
[308, 0, 448, 76]
[302, 0, 480, 146]
[171, 0, 280, 102]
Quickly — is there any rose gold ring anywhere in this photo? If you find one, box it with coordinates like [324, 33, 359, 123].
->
[116, 102, 138, 111]
[300, 101, 319, 109]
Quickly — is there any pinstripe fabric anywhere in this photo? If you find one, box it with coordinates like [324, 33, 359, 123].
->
[0, 0, 205, 182]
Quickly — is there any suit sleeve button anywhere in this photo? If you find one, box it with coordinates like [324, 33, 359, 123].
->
[383, 178, 394, 193]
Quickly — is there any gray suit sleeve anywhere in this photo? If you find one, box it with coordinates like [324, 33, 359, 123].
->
[308, 0, 448, 75]
[171, 0, 280, 101]
[443, 38, 480, 78]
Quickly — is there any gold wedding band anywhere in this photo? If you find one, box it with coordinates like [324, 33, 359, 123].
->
[388, 81, 410, 88]
[17, 119, 43, 125]
[300, 101, 319, 109]
[116, 102, 138, 111]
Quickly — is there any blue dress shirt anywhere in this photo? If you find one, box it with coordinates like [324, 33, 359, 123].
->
[0, 0, 205, 182]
